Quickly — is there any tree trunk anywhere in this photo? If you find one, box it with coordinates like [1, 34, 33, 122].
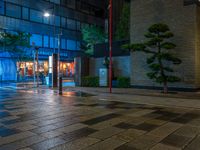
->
[163, 81, 168, 94]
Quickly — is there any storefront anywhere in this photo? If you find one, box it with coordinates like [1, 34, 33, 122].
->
[17, 61, 75, 79]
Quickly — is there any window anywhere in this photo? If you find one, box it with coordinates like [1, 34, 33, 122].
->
[30, 34, 42, 46]
[43, 35, 49, 47]
[43, 16, 49, 24]
[77, 21, 81, 31]
[0, 0, 4, 15]
[76, 41, 80, 50]
[67, 19, 76, 30]
[61, 17, 67, 28]
[22, 7, 29, 20]
[6, 3, 21, 18]
[67, 40, 76, 50]
[61, 39, 67, 49]
[50, 0, 60, 4]
[55, 16, 60, 26]
[30, 9, 43, 23]
[50, 37, 54, 48]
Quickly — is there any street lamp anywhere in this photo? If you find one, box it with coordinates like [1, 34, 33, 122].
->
[43, 5, 62, 90]
[109, 0, 113, 93]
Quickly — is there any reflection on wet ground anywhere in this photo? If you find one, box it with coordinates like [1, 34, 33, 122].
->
[0, 88, 200, 150]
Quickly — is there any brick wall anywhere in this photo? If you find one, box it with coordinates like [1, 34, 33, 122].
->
[130, 0, 200, 88]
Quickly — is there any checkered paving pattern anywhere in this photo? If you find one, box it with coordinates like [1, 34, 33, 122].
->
[0, 88, 200, 150]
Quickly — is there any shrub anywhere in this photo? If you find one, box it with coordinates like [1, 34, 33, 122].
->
[117, 77, 130, 88]
[81, 76, 99, 87]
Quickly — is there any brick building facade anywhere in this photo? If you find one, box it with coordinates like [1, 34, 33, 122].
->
[130, 0, 200, 89]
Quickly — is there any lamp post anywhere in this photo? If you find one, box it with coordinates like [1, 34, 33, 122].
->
[109, 0, 113, 93]
[44, 5, 61, 90]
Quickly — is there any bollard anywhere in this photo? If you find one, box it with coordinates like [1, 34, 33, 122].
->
[59, 77, 62, 95]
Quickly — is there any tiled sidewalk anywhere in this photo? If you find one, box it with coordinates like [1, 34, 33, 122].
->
[0, 88, 200, 150]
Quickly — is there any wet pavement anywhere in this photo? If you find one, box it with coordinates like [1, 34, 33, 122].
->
[0, 88, 200, 150]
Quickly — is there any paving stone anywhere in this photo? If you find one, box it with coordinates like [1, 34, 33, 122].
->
[113, 129, 146, 142]
[83, 136, 126, 150]
[41, 130, 64, 138]
[82, 113, 120, 125]
[151, 143, 181, 150]
[0, 126, 21, 137]
[0, 135, 46, 150]
[133, 122, 159, 132]
[174, 125, 200, 138]
[50, 137, 100, 150]
[161, 134, 192, 148]
[115, 144, 138, 150]
[58, 123, 88, 133]
[147, 122, 182, 138]
[114, 122, 134, 129]
[18, 148, 33, 150]
[89, 126, 124, 140]
[184, 136, 200, 150]
[90, 118, 124, 130]
[61, 127, 97, 142]
[145, 118, 167, 126]
[30, 137, 66, 150]
[0, 131, 36, 146]
[30, 125, 59, 134]
[127, 134, 162, 150]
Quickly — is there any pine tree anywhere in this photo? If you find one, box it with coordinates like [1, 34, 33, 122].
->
[124, 23, 181, 93]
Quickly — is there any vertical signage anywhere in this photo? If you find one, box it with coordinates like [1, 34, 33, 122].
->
[52, 54, 58, 88]
[99, 68, 108, 87]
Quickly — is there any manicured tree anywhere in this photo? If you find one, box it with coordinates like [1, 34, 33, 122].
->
[0, 31, 31, 61]
[81, 25, 107, 56]
[115, 2, 130, 40]
[124, 23, 181, 93]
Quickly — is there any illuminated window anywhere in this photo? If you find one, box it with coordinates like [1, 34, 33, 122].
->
[67, 40, 76, 50]
[30, 34, 42, 46]
[43, 35, 49, 47]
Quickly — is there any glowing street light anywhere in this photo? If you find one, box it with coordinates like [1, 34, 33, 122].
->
[44, 12, 51, 17]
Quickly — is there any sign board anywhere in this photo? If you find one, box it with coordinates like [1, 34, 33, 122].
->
[99, 68, 108, 87]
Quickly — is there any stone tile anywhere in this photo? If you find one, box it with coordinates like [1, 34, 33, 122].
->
[30, 125, 58, 134]
[114, 122, 134, 129]
[184, 136, 200, 150]
[161, 134, 192, 148]
[50, 137, 100, 150]
[115, 144, 138, 150]
[82, 113, 120, 125]
[17, 124, 37, 131]
[127, 134, 162, 150]
[41, 130, 64, 138]
[133, 122, 159, 132]
[30, 137, 66, 150]
[90, 118, 124, 130]
[18, 148, 33, 150]
[89, 126, 124, 140]
[113, 129, 146, 142]
[145, 118, 167, 126]
[58, 123, 88, 133]
[0, 127, 21, 137]
[147, 122, 182, 138]
[151, 143, 181, 150]
[174, 125, 200, 138]
[0, 131, 36, 146]
[61, 127, 97, 142]
[0, 135, 46, 150]
[83, 136, 126, 150]
[126, 109, 156, 117]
